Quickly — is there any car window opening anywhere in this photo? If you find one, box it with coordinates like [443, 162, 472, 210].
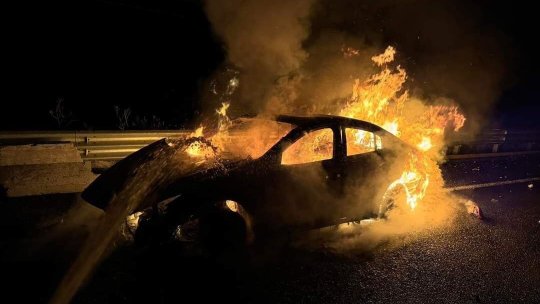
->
[346, 128, 382, 156]
[281, 128, 334, 165]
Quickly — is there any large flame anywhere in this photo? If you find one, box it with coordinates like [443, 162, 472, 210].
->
[327, 46, 464, 210]
[186, 46, 465, 211]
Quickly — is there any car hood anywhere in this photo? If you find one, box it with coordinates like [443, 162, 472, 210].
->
[82, 138, 250, 212]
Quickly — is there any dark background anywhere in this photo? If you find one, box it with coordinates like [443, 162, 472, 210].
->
[3, 0, 539, 130]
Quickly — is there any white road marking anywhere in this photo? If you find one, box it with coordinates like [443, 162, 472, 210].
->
[446, 177, 540, 191]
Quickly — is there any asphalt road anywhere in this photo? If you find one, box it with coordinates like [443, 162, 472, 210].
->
[2, 158, 540, 303]
[66, 184, 540, 303]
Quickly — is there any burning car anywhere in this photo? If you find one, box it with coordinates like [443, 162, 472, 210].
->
[82, 115, 425, 247]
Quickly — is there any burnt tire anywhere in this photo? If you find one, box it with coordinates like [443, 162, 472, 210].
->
[199, 207, 248, 255]
[378, 185, 407, 219]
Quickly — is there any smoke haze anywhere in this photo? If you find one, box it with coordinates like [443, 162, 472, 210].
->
[204, 0, 511, 131]
[204, 0, 316, 115]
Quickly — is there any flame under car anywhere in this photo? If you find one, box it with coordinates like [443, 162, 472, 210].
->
[82, 115, 419, 246]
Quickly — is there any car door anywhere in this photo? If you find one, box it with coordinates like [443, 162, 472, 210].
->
[254, 126, 346, 230]
[340, 126, 388, 220]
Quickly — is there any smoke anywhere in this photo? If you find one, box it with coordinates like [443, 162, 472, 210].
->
[295, 191, 462, 254]
[307, 0, 510, 131]
[204, 0, 316, 115]
[204, 0, 511, 131]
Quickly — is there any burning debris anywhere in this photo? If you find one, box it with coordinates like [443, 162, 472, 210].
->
[464, 200, 484, 220]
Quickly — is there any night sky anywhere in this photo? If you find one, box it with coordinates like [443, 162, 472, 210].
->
[3, 0, 540, 130]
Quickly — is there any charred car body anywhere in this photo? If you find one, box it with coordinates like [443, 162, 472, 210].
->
[83, 115, 418, 245]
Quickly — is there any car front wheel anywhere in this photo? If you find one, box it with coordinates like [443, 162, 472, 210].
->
[378, 184, 408, 219]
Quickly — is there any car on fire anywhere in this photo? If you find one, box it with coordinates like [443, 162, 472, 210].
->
[82, 115, 421, 248]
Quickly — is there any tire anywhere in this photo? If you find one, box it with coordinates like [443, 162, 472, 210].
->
[378, 184, 408, 219]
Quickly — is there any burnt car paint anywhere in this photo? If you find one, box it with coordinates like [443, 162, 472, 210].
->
[82, 115, 413, 233]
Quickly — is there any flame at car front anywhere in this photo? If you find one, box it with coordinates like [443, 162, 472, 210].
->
[336, 46, 464, 210]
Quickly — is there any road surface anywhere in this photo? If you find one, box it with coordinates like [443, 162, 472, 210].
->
[1, 157, 539, 303]
[21, 183, 535, 303]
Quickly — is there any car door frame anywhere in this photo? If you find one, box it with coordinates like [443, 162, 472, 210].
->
[337, 123, 388, 219]
[254, 122, 349, 229]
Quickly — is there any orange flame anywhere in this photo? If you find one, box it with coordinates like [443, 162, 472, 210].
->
[185, 125, 214, 159]
[332, 46, 465, 210]
[187, 46, 465, 211]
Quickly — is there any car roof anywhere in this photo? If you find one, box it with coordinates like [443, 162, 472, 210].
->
[276, 114, 386, 134]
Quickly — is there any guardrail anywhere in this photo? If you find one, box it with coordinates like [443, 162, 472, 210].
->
[0, 131, 190, 161]
[446, 129, 540, 156]
[1, 129, 539, 161]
